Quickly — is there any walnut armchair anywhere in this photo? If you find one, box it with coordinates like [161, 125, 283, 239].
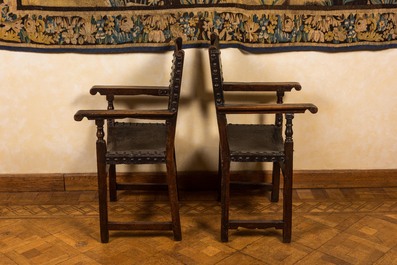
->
[74, 38, 184, 243]
[208, 33, 318, 243]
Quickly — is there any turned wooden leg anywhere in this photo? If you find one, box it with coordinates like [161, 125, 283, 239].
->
[217, 146, 222, 202]
[271, 162, 280, 202]
[283, 114, 294, 243]
[95, 120, 109, 243]
[221, 158, 231, 242]
[166, 152, 182, 241]
[109, 164, 117, 202]
[282, 166, 292, 243]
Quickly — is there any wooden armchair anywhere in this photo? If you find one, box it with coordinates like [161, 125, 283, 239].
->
[208, 33, 318, 243]
[74, 38, 184, 243]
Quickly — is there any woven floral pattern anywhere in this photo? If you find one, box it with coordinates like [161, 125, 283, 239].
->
[0, 0, 397, 52]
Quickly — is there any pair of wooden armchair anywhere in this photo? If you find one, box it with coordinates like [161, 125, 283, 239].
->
[74, 35, 317, 243]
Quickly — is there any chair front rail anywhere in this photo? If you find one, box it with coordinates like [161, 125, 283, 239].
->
[74, 109, 175, 121]
[90, 85, 170, 96]
[217, 103, 318, 115]
[222, 82, 301, 92]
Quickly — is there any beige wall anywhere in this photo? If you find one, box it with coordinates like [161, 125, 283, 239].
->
[1, 48, 396, 174]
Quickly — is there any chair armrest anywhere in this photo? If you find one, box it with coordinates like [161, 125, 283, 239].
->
[90, 85, 170, 96]
[222, 82, 301, 92]
[74, 109, 174, 121]
[218, 103, 318, 114]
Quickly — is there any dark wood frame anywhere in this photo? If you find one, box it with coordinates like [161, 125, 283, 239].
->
[209, 33, 318, 243]
[74, 38, 184, 243]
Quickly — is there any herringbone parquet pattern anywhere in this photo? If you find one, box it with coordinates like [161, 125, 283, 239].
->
[1, 188, 397, 264]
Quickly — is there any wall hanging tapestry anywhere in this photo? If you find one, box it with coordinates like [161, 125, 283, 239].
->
[0, 0, 397, 53]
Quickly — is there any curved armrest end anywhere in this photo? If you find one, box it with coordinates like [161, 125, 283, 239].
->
[90, 86, 103, 95]
[293, 84, 302, 91]
[307, 104, 318, 114]
[89, 89, 98, 95]
[74, 111, 86, 121]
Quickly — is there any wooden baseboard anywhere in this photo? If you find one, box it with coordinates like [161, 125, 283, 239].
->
[0, 174, 65, 192]
[0, 169, 396, 192]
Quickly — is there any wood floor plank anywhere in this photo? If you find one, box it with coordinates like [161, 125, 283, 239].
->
[1, 187, 397, 264]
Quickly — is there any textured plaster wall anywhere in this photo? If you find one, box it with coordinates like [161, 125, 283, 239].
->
[0, 48, 396, 174]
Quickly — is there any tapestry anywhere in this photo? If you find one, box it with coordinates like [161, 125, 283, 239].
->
[0, 0, 397, 53]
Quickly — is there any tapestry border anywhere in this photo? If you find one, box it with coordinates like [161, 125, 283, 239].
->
[1, 1, 397, 53]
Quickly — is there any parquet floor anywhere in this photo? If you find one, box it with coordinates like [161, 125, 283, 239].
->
[1, 187, 397, 264]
